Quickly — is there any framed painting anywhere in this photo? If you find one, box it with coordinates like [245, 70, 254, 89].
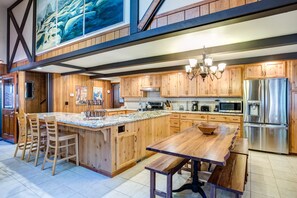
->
[76, 86, 88, 105]
[93, 87, 103, 101]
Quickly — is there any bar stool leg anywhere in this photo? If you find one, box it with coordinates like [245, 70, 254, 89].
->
[34, 140, 40, 166]
[42, 141, 50, 170]
[75, 135, 79, 166]
[13, 143, 19, 157]
[66, 139, 69, 162]
[21, 143, 26, 160]
[210, 185, 216, 198]
[167, 174, 173, 198]
[52, 145, 58, 176]
[27, 141, 34, 162]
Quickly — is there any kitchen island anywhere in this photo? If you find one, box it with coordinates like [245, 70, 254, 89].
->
[37, 111, 170, 177]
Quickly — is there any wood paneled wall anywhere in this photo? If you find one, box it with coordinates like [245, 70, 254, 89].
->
[12, 0, 259, 68]
[53, 74, 112, 113]
[18, 71, 48, 113]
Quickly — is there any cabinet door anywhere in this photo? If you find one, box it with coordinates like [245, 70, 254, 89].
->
[120, 78, 131, 97]
[161, 74, 169, 97]
[245, 64, 263, 79]
[229, 67, 243, 97]
[168, 73, 179, 97]
[130, 77, 142, 97]
[180, 119, 193, 131]
[217, 69, 230, 96]
[291, 92, 297, 153]
[116, 132, 137, 170]
[197, 76, 209, 96]
[288, 60, 297, 91]
[178, 72, 197, 97]
[141, 75, 161, 87]
[264, 61, 286, 78]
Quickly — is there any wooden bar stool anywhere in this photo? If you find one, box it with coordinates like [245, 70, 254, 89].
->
[14, 112, 31, 160]
[27, 114, 47, 166]
[42, 116, 79, 176]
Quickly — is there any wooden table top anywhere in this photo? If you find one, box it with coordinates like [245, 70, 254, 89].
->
[147, 124, 239, 166]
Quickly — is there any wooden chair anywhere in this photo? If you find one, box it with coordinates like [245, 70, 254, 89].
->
[26, 114, 47, 166]
[42, 116, 79, 176]
[14, 112, 31, 160]
[145, 155, 189, 198]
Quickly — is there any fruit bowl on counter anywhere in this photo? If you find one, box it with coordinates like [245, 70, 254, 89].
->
[197, 123, 218, 135]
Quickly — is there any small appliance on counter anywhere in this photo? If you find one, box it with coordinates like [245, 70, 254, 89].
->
[201, 105, 210, 112]
[214, 105, 219, 112]
[191, 101, 198, 111]
[219, 101, 243, 113]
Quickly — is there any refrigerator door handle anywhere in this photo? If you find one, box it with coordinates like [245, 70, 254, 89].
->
[262, 124, 288, 129]
[244, 123, 263, 128]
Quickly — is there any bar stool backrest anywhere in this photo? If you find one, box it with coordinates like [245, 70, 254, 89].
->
[44, 116, 58, 141]
[27, 114, 40, 138]
[16, 112, 28, 142]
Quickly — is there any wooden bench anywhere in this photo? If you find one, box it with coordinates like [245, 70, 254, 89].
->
[208, 153, 247, 198]
[231, 138, 249, 183]
[145, 155, 189, 198]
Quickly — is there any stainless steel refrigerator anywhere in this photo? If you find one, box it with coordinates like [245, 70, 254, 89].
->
[243, 78, 289, 154]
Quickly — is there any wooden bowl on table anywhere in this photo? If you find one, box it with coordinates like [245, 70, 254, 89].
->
[197, 123, 218, 135]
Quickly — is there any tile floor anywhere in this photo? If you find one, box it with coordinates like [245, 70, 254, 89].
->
[1, 140, 297, 198]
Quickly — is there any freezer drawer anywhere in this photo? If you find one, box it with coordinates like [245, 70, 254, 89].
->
[244, 124, 288, 154]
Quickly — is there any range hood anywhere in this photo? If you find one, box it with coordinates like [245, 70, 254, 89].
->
[140, 87, 160, 92]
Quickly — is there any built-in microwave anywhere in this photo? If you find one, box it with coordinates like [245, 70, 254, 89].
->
[219, 101, 243, 113]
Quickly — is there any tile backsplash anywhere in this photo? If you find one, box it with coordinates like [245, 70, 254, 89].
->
[124, 94, 242, 111]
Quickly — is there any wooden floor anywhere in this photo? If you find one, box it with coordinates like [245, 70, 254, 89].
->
[1, 140, 297, 198]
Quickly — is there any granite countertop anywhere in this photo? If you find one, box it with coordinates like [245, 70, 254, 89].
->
[165, 110, 243, 116]
[104, 108, 138, 112]
[37, 111, 170, 129]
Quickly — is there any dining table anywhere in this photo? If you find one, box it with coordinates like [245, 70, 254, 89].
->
[146, 123, 239, 198]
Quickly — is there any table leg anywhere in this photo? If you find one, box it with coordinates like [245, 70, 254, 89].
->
[172, 160, 206, 198]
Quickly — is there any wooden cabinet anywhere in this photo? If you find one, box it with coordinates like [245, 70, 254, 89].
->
[245, 61, 286, 79]
[180, 113, 208, 131]
[161, 73, 179, 97]
[178, 72, 197, 97]
[120, 77, 142, 98]
[217, 67, 243, 97]
[290, 92, 297, 153]
[288, 60, 297, 91]
[141, 75, 161, 88]
[180, 119, 194, 131]
[197, 75, 218, 96]
[170, 113, 180, 134]
[208, 115, 242, 137]
[116, 132, 137, 170]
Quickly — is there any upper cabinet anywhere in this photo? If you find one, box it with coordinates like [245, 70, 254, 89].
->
[217, 66, 243, 97]
[288, 60, 297, 91]
[120, 77, 142, 98]
[197, 75, 218, 97]
[161, 73, 179, 97]
[244, 61, 286, 79]
[178, 72, 197, 97]
[141, 75, 161, 88]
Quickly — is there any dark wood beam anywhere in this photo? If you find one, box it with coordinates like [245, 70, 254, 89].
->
[32, 0, 36, 62]
[61, 33, 297, 76]
[138, 0, 165, 31]
[7, 10, 10, 71]
[130, 0, 139, 34]
[10, 0, 297, 73]
[8, 0, 24, 11]
[55, 63, 87, 70]
[89, 52, 297, 79]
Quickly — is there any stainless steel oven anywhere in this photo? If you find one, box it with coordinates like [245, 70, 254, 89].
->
[219, 101, 243, 113]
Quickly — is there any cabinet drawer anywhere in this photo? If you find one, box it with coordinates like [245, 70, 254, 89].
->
[208, 115, 242, 123]
[118, 111, 126, 115]
[170, 119, 180, 127]
[170, 113, 180, 119]
[108, 112, 118, 116]
[170, 127, 180, 134]
[180, 114, 207, 120]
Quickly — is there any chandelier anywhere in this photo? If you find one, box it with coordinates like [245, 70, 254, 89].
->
[185, 48, 226, 81]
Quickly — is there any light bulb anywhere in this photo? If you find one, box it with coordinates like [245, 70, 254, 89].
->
[218, 63, 226, 71]
[185, 65, 192, 73]
[210, 66, 217, 73]
[204, 57, 213, 66]
[189, 59, 198, 67]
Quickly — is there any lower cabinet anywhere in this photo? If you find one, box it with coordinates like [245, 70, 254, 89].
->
[116, 132, 137, 170]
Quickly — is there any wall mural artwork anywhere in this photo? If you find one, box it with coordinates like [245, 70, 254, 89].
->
[36, 0, 124, 53]
[85, 0, 124, 34]
[36, 0, 57, 52]
[76, 86, 88, 105]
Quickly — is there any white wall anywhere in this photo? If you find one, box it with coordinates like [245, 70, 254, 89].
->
[0, 6, 7, 63]
[139, 0, 204, 19]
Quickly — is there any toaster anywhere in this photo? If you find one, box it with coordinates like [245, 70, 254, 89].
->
[200, 105, 210, 112]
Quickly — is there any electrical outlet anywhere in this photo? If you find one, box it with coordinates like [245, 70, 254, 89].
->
[65, 101, 69, 105]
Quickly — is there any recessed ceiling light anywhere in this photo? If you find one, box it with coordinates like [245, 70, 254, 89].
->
[36, 67, 42, 70]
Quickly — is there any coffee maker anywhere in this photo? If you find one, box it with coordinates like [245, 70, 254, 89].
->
[191, 101, 198, 111]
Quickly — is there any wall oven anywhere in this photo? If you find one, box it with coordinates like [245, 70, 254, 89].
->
[219, 101, 243, 113]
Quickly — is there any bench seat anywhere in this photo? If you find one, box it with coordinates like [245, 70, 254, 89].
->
[231, 138, 249, 156]
[145, 155, 189, 198]
[208, 153, 247, 198]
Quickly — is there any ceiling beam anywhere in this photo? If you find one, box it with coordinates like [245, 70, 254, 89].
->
[61, 33, 297, 76]
[10, 1, 297, 73]
[89, 52, 297, 79]
[55, 63, 87, 70]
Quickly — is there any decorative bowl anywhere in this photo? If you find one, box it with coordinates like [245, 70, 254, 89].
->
[198, 123, 218, 135]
